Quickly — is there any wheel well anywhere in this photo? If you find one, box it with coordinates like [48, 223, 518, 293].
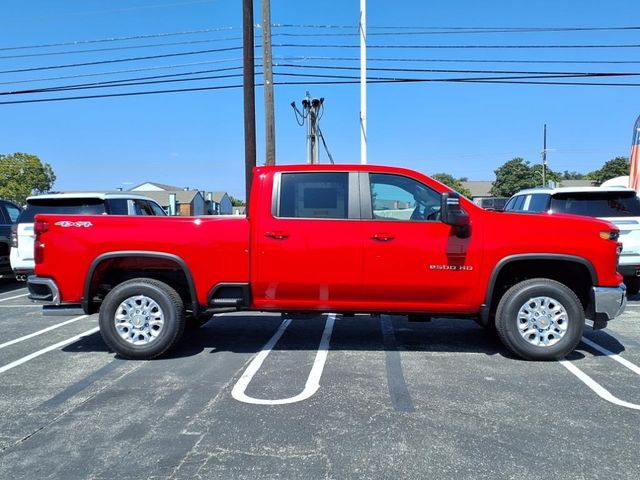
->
[85, 256, 194, 314]
[488, 259, 593, 321]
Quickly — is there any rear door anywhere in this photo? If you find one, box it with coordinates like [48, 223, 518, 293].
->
[360, 172, 483, 311]
[252, 171, 363, 310]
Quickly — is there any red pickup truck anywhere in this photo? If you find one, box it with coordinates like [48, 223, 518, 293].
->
[28, 164, 626, 361]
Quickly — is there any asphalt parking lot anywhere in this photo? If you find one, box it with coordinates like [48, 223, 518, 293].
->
[0, 279, 639, 480]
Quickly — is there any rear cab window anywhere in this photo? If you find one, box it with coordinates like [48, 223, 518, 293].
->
[18, 198, 106, 223]
[551, 191, 640, 217]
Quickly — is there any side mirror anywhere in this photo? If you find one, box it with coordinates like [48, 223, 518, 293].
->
[441, 192, 470, 237]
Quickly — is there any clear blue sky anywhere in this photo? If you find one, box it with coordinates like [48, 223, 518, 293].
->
[1, 0, 639, 198]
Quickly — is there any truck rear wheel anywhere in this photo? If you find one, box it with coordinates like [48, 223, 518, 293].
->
[99, 278, 185, 360]
[495, 278, 584, 361]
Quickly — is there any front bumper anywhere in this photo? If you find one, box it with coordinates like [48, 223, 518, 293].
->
[593, 283, 627, 322]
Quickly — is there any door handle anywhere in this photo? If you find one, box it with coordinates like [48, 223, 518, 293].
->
[265, 230, 289, 240]
[371, 232, 395, 242]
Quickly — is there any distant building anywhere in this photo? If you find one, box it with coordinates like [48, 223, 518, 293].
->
[207, 192, 233, 215]
[130, 182, 232, 216]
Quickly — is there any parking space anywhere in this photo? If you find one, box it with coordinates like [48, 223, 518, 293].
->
[0, 279, 639, 479]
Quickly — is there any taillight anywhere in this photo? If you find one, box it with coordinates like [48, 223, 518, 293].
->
[34, 239, 44, 264]
[34, 219, 49, 236]
[10, 224, 17, 248]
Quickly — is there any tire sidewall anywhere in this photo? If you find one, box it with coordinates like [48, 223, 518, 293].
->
[496, 280, 584, 360]
[99, 280, 184, 359]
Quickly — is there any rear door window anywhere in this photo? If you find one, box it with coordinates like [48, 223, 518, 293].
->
[18, 198, 106, 223]
[526, 194, 550, 212]
[133, 199, 156, 216]
[507, 195, 526, 211]
[551, 191, 640, 217]
[278, 172, 349, 219]
[107, 199, 129, 215]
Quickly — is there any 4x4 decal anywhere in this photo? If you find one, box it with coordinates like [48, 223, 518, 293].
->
[54, 221, 93, 228]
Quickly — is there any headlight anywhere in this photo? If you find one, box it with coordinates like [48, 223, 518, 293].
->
[600, 230, 620, 241]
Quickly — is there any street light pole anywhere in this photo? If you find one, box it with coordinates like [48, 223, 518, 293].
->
[360, 0, 367, 164]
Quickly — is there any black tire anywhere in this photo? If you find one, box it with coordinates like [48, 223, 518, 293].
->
[98, 278, 185, 360]
[624, 276, 640, 296]
[495, 278, 584, 361]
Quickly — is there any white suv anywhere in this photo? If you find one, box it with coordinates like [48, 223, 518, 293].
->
[504, 186, 640, 293]
[10, 192, 166, 281]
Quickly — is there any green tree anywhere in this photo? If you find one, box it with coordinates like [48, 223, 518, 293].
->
[562, 170, 586, 180]
[228, 195, 246, 207]
[490, 158, 535, 197]
[431, 172, 473, 198]
[0, 153, 56, 205]
[530, 164, 561, 185]
[491, 157, 561, 197]
[587, 156, 629, 185]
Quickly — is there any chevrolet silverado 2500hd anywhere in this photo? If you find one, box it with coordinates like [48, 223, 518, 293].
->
[27, 164, 626, 361]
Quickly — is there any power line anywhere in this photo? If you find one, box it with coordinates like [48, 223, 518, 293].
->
[0, 27, 236, 52]
[0, 46, 243, 74]
[278, 56, 640, 65]
[273, 71, 640, 83]
[0, 83, 245, 105]
[7, 64, 639, 97]
[0, 58, 243, 86]
[4, 70, 640, 106]
[274, 42, 640, 49]
[0, 67, 246, 95]
[0, 37, 244, 60]
[274, 63, 640, 77]
[272, 23, 640, 32]
[3, 22, 638, 52]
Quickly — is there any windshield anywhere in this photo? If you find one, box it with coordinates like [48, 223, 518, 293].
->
[550, 191, 640, 218]
[18, 198, 106, 223]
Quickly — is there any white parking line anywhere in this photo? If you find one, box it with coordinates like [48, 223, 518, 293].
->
[0, 315, 89, 350]
[232, 314, 336, 405]
[0, 327, 99, 374]
[559, 336, 640, 411]
[0, 293, 28, 303]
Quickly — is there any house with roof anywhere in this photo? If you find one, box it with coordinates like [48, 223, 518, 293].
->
[130, 182, 232, 216]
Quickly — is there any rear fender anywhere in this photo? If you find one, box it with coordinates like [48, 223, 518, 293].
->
[83, 251, 198, 314]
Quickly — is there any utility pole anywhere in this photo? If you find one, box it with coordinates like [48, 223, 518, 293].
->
[242, 0, 256, 204]
[360, 0, 367, 164]
[262, 0, 276, 165]
[301, 93, 323, 164]
[292, 92, 334, 165]
[541, 124, 547, 187]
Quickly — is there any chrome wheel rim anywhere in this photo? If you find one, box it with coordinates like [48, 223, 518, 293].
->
[516, 296, 568, 347]
[114, 295, 165, 345]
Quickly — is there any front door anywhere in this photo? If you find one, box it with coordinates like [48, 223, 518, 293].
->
[361, 172, 482, 312]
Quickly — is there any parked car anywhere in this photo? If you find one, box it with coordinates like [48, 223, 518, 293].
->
[0, 200, 22, 279]
[504, 186, 640, 293]
[10, 192, 166, 280]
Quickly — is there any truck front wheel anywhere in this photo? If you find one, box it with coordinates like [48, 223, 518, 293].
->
[495, 278, 584, 361]
[98, 278, 186, 360]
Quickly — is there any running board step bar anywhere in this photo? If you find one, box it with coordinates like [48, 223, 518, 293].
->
[209, 298, 244, 307]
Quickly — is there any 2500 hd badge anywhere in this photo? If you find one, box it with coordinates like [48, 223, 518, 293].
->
[429, 264, 474, 271]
